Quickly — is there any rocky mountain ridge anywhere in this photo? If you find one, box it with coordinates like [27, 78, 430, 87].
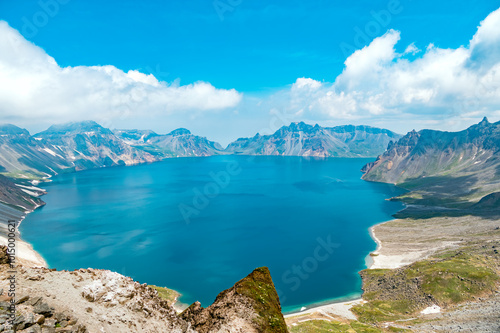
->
[34, 121, 158, 173]
[362, 117, 500, 208]
[0, 124, 72, 179]
[114, 128, 223, 157]
[225, 122, 401, 157]
[0, 121, 223, 180]
[0, 121, 402, 181]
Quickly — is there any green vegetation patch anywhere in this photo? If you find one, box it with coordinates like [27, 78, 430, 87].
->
[133, 144, 173, 156]
[386, 326, 412, 332]
[235, 267, 288, 333]
[353, 250, 499, 324]
[352, 300, 415, 324]
[1, 171, 46, 181]
[149, 285, 180, 306]
[290, 319, 383, 333]
[408, 252, 498, 305]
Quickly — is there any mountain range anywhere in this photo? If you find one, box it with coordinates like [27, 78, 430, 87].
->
[225, 122, 401, 157]
[2, 118, 500, 213]
[362, 117, 500, 209]
[1, 117, 500, 332]
[0, 121, 401, 180]
[114, 128, 223, 157]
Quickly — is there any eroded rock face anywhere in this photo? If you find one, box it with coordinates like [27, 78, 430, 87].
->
[0, 176, 45, 212]
[0, 291, 87, 332]
[0, 262, 195, 332]
[0, 243, 287, 333]
[115, 128, 223, 157]
[362, 118, 500, 186]
[0, 246, 11, 265]
[180, 267, 288, 333]
[225, 122, 401, 157]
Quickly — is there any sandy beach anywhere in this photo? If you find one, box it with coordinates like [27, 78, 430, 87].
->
[0, 200, 48, 268]
[0, 233, 47, 267]
[286, 212, 500, 325]
[367, 222, 429, 269]
[284, 298, 365, 321]
[284, 219, 410, 322]
[285, 215, 444, 323]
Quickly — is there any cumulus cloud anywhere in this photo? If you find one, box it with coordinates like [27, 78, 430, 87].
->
[0, 21, 242, 126]
[280, 7, 500, 125]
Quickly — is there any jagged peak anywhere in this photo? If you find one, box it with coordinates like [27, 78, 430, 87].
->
[290, 121, 311, 129]
[168, 128, 191, 136]
[276, 121, 315, 134]
[480, 116, 489, 125]
[180, 267, 287, 333]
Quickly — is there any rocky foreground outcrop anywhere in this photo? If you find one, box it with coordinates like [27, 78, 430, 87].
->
[180, 267, 287, 333]
[0, 248, 287, 333]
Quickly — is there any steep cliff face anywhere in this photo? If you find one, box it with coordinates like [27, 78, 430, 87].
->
[0, 175, 44, 211]
[225, 122, 401, 157]
[362, 118, 500, 206]
[1, 121, 226, 180]
[115, 128, 223, 157]
[180, 267, 288, 333]
[0, 124, 72, 178]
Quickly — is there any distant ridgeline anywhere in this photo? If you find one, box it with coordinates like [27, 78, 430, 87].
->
[3, 118, 500, 214]
[0, 120, 400, 180]
[362, 118, 500, 211]
[225, 122, 401, 157]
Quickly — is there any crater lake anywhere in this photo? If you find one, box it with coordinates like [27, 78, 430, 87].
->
[20, 156, 405, 312]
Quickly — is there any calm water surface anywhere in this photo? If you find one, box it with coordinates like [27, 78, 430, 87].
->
[20, 156, 405, 312]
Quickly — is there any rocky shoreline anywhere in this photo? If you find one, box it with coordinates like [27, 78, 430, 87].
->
[284, 212, 500, 332]
[0, 206, 47, 268]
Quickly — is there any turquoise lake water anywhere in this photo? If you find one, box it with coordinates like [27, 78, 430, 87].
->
[20, 156, 405, 312]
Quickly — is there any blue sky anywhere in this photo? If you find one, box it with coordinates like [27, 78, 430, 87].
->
[1, 0, 500, 145]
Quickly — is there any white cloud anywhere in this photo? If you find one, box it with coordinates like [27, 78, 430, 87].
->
[291, 78, 322, 91]
[277, 7, 500, 124]
[403, 43, 420, 55]
[0, 21, 242, 126]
